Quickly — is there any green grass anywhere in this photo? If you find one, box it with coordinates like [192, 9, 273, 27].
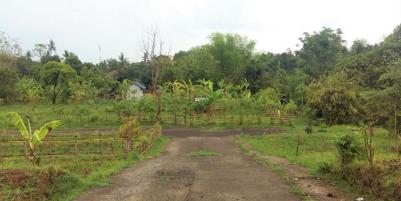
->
[238, 120, 401, 200]
[238, 123, 397, 174]
[0, 103, 285, 129]
[187, 150, 222, 157]
[0, 135, 171, 201]
[0, 102, 120, 129]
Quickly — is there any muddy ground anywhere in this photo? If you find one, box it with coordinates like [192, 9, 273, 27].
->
[75, 129, 300, 201]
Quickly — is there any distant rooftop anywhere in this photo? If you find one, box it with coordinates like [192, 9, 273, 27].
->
[133, 82, 146, 90]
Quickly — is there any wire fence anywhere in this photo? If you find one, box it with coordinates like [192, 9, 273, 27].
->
[0, 128, 160, 163]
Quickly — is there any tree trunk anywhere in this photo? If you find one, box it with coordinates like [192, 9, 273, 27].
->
[184, 108, 187, 126]
[52, 95, 56, 104]
[395, 104, 399, 153]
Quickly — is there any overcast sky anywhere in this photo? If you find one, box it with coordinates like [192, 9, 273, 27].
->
[1, 0, 400, 62]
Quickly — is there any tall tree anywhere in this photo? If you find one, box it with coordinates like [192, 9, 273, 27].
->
[297, 27, 347, 78]
[207, 33, 255, 83]
[141, 29, 168, 121]
[163, 46, 218, 82]
[41, 61, 76, 104]
[0, 31, 22, 69]
[63, 51, 83, 73]
[350, 39, 374, 55]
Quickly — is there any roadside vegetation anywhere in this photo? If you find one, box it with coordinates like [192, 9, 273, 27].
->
[1, 111, 167, 200]
[238, 120, 401, 200]
[0, 135, 169, 201]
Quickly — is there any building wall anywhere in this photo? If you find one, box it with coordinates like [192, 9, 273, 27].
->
[127, 85, 144, 99]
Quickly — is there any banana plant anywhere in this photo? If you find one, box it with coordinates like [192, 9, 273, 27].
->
[8, 112, 62, 164]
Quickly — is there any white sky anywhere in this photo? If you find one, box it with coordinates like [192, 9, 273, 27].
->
[1, 0, 400, 62]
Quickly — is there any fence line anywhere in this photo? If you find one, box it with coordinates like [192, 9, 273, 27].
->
[0, 129, 160, 162]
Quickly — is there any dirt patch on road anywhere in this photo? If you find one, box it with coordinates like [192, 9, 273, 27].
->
[75, 133, 299, 201]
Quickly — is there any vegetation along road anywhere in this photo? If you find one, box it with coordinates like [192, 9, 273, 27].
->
[75, 129, 301, 201]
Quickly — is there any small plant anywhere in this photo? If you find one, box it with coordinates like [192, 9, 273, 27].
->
[318, 162, 333, 174]
[362, 125, 375, 167]
[89, 114, 99, 122]
[8, 112, 62, 164]
[304, 124, 313, 134]
[188, 150, 222, 157]
[336, 134, 362, 166]
[295, 134, 303, 156]
[120, 117, 140, 152]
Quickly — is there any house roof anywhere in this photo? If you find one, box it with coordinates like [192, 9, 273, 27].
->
[133, 82, 146, 90]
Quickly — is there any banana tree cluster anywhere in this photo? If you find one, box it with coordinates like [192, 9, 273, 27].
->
[8, 112, 62, 164]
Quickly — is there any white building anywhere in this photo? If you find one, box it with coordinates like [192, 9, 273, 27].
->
[127, 82, 146, 99]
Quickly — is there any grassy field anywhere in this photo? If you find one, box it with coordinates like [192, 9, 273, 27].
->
[0, 103, 120, 129]
[238, 123, 397, 173]
[238, 121, 401, 200]
[0, 134, 170, 201]
[0, 103, 286, 129]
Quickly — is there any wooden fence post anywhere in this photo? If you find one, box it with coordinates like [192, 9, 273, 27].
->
[184, 108, 187, 126]
[111, 135, 115, 154]
[124, 136, 129, 160]
[0, 142, 3, 164]
[48, 135, 52, 158]
[74, 134, 79, 156]
[99, 132, 103, 161]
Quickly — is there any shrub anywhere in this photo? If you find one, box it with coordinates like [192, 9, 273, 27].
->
[88, 114, 98, 122]
[336, 134, 362, 166]
[318, 162, 334, 174]
[306, 72, 362, 125]
[304, 125, 313, 134]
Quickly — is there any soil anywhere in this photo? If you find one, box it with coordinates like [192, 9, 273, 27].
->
[0, 169, 53, 201]
[266, 156, 350, 201]
[75, 129, 300, 201]
[244, 146, 351, 201]
[0, 169, 29, 187]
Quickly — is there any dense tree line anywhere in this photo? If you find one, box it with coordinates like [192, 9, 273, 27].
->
[0, 25, 400, 130]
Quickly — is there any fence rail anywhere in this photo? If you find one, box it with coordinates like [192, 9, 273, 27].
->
[0, 127, 160, 162]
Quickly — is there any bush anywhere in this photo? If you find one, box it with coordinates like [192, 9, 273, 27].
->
[306, 72, 361, 125]
[89, 115, 99, 122]
[336, 134, 362, 166]
[304, 126, 313, 134]
[318, 162, 334, 174]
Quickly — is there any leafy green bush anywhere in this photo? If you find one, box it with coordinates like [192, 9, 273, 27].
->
[304, 126, 313, 134]
[306, 72, 362, 125]
[318, 162, 333, 174]
[336, 134, 362, 166]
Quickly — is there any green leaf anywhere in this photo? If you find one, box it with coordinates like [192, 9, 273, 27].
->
[32, 120, 62, 144]
[8, 112, 29, 140]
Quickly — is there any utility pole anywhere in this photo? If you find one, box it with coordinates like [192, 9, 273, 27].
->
[98, 45, 102, 64]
